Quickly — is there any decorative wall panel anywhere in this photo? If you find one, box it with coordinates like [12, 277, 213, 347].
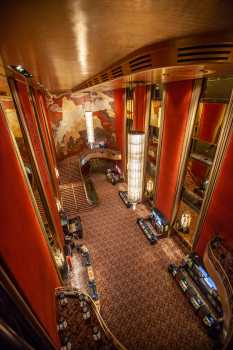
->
[15, 80, 64, 245]
[196, 129, 233, 255]
[0, 107, 61, 348]
[156, 80, 194, 220]
[48, 90, 124, 161]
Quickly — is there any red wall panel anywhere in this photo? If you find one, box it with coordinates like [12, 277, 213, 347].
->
[114, 88, 125, 170]
[191, 103, 225, 183]
[134, 85, 147, 131]
[114, 88, 124, 153]
[0, 107, 60, 348]
[33, 89, 60, 197]
[196, 130, 233, 255]
[156, 80, 194, 220]
[198, 103, 225, 143]
[34, 90, 56, 169]
[40, 93, 58, 165]
[15, 81, 64, 246]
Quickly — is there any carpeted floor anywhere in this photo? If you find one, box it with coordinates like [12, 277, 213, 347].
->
[69, 174, 213, 350]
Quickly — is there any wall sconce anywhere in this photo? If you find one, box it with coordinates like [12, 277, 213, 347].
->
[146, 179, 154, 193]
[56, 199, 62, 212]
[127, 131, 145, 204]
[85, 111, 95, 147]
[179, 212, 192, 233]
[55, 167, 60, 179]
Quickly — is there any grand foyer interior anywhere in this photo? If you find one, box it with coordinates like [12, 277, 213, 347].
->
[1, 1, 233, 350]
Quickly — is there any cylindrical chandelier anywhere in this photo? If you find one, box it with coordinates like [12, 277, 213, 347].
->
[85, 111, 95, 146]
[127, 131, 145, 204]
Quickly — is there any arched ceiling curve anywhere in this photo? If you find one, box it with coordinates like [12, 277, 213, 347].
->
[1, 0, 233, 93]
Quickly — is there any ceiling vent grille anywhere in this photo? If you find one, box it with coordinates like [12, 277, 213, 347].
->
[100, 73, 109, 82]
[128, 54, 152, 72]
[111, 66, 123, 79]
[177, 43, 233, 63]
[93, 77, 99, 85]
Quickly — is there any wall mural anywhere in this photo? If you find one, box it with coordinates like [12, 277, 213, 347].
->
[47, 91, 118, 160]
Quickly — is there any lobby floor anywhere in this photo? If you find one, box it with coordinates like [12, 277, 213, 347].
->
[69, 174, 213, 350]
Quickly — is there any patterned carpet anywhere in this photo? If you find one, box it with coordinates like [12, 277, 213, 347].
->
[55, 287, 118, 350]
[69, 174, 214, 350]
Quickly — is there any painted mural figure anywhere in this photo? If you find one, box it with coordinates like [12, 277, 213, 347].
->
[48, 91, 117, 160]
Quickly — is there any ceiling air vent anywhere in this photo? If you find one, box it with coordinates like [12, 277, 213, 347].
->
[100, 72, 109, 82]
[129, 54, 152, 72]
[80, 84, 88, 89]
[111, 66, 123, 79]
[177, 43, 233, 63]
[94, 77, 99, 85]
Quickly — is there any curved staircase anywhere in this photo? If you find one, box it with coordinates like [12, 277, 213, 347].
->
[58, 149, 121, 218]
[204, 237, 233, 349]
[58, 155, 95, 217]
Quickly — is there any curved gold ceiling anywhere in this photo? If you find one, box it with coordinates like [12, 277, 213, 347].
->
[1, 0, 233, 93]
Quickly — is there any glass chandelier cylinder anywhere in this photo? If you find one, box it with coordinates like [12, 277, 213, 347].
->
[127, 131, 145, 203]
[85, 111, 95, 145]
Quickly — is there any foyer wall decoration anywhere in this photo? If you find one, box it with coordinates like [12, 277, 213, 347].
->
[47, 90, 118, 160]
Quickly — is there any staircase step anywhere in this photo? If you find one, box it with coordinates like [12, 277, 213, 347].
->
[58, 155, 95, 216]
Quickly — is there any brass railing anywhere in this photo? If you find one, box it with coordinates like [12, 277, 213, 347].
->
[55, 286, 127, 350]
[79, 148, 121, 167]
[79, 148, 121, 205]
[205, 240, 233, 349]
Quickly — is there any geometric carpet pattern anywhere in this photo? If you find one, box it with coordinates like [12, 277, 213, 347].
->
[70, 174, 214, 350]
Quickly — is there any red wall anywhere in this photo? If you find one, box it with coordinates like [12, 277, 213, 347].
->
[33, 89, 60, 196]
[114, 88, 124, 153]
[196, 129, 233, 255]
[16, 80, 64, 246]
[0, 107, 60, 348]
[199, 103, 225, 143]
[191, 103, 225, 183]
[39, 92, 58, 165]
[34, 90, 57, 170]
[114, 88, 125, 169]
[134, 85, 147, 131]
[156, 80, 194, 220]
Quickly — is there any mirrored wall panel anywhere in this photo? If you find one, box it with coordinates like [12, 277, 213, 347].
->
[144, 85, 163, 206]
[126, 87, 134, 132]
[173, 77, 233, 247]
[3, 90, 66, 279]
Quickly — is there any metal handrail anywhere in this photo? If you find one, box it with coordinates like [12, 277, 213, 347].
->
[79, 148, 121, 205]
[55, 286, 127, 350]
[208, 243, 233, 300]
[78, 155, 98, 206]
[206, 241, 233, 348]
[79, 148, 121, 167]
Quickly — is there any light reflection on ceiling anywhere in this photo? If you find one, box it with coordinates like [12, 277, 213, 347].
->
[1, 0, 233, 93]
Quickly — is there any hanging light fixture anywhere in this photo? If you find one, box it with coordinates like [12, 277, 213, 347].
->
[127, 131, 145, 205]
[85, 110, 95, 146]
[83, 91, 95, 148]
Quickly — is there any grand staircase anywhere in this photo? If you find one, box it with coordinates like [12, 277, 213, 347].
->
[58, 149, 121, 218]
[58, 155, 95, 218]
